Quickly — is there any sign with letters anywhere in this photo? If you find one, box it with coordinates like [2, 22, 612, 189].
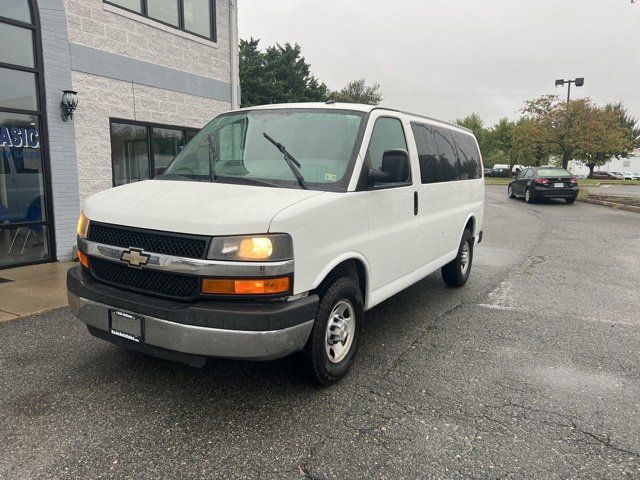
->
[0, 126, 40, 149]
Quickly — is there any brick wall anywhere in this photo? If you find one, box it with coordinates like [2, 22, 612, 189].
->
[64, 0, 231, 82]
[72, 71, 230, 206]
[39, 0, 81, 261]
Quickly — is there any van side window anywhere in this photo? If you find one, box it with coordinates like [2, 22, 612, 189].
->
[453, 132, 481, 180]
[433, 127, 459, 182]
[367, 117, 408, 171]
[411, 123, 440, 184]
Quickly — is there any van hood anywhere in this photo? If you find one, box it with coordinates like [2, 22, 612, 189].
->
[83, 180, 325, 236]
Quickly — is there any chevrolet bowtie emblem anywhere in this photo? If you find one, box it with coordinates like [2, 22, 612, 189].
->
[121, 248, 150, 267]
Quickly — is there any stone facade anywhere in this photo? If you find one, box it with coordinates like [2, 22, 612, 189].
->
[64, 0, 232, 81]
[72, 71, 230, 205]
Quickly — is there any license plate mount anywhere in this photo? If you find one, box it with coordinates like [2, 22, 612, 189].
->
[554, 182, 564, 188]
[109, 310, 144, 343]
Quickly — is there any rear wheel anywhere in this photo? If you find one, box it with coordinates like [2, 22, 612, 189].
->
[303, 276, 363, 386]
[508, 185, 516, 198]
[525, 187, 535, 203]
[442, 229, 474, 287]
[566, 196, 576, 204]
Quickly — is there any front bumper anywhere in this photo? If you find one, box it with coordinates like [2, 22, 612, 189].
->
[67, 267, 318, 363]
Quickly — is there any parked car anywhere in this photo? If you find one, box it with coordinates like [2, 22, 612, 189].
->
[590, 171, 619, 180]
[610, 172, 625, 180]
[67, 103, 485, 385]
[487, 165, 511, 177]
[487, 163, 525, 177]
[633, 173, 640, 180]
[623, 172, 635, 180]
[508, 167, 578, 204]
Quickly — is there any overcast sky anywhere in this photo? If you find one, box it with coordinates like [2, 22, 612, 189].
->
[238, 0, 640, 126]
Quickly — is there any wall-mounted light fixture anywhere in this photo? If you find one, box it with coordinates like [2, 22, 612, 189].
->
[61, 90, 79, 121]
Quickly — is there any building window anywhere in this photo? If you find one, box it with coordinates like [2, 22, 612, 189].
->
[104, 0, 217, 41]
[110, 120, 199, 187]
[1, 0, 55, 269]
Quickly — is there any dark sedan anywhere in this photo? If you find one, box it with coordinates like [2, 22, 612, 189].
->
[508, 167, 579, 204]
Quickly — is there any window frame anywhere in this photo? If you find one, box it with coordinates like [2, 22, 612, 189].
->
[109, 118, 200, 187]
[363, 115, 413, 191]
[103, 0, 217, 42]
[0, 0, 58, 268]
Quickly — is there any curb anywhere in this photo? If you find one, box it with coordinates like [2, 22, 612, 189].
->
[580, 197, 640, 213]
[0, 305, 69, 325]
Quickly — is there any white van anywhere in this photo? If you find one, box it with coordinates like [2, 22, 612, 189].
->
[68, 103, 485, 385]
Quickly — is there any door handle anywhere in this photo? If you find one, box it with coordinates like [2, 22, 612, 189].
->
[414, 191, 418, 216]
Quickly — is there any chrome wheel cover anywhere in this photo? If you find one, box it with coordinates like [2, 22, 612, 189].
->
[460, 241, 470, 275]
[325, 299, 356, 364]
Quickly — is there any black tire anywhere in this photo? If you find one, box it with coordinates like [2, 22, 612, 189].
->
[566, 197, 576, 204]
[508, 185, 516, 198]
[525, 187, 535, 203]
[303, 276, 363, 386]
[441, 229, 474, 287]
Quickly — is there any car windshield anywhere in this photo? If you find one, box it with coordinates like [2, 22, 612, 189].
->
[162, 108, 366, 191]
[537, 168, 572, 178]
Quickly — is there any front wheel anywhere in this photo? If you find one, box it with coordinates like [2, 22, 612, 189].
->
[442, 229, 474, 287]
[303, 276, 363, 386]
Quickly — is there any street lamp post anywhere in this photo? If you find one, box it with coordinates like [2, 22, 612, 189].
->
[555, 78, 585, 104]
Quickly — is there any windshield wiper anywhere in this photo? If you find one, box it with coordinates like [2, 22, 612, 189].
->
[262, 132, 309, 190]
[207, 134, 217, 183]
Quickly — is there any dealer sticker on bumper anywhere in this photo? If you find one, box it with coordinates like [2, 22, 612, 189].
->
[109, 310, 144, 343]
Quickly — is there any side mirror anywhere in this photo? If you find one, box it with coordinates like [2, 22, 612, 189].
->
[368, 149, 411, 186]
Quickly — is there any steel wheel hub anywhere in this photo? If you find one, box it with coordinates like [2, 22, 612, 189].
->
[325, 299, 355, 364]
[461, 241, 470, 274]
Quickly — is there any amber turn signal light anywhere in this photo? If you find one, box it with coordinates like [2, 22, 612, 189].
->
[77, 212, 90, 238]
[202, 277, 290, 295]
[78, 251, 89, 269]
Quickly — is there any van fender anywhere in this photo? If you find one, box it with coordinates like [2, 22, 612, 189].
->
[462, 213, 476, 238]
[311, 251, 371, 305]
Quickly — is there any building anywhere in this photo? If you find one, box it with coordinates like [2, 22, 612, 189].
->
[568, 149, 640, 177]
[0, 0, 239, 269]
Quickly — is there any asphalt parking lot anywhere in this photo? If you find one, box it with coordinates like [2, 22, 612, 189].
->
[1, 185, 639, 479]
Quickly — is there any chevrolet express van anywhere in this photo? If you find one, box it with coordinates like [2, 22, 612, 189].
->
[68, 103, 485, 385]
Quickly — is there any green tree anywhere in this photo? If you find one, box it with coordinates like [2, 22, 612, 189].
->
[330, 79, 383, 105]
[522, 96, 595, 169]
[455, 113, 493, 162]
[239, 38, 328, 107]
[487, 118, 519, 169]
[512, 118, 551, 167]
[574, 104, 636, 177]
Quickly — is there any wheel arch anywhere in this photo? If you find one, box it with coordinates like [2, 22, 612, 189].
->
[311, 253, 370, 309]
[463, 214, 476, 237]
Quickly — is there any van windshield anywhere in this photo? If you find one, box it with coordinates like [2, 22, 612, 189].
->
[162, 109, 366, 191]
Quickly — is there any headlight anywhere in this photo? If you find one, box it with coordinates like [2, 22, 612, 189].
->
[207, 234, 293, 262]
[77, 212, 90, 239]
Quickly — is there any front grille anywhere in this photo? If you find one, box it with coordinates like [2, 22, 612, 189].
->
[89, 257, 199, 300]
[88, 223, 208, 259]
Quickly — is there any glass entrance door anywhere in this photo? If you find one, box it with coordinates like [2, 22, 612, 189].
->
[0, 1, 53, 268]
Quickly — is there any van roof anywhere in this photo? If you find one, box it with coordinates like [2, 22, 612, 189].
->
[234, 102, 473, 134]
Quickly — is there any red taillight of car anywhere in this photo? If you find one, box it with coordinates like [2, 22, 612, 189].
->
[569, 178, 578, 184]
[534, 178, 550, 184]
